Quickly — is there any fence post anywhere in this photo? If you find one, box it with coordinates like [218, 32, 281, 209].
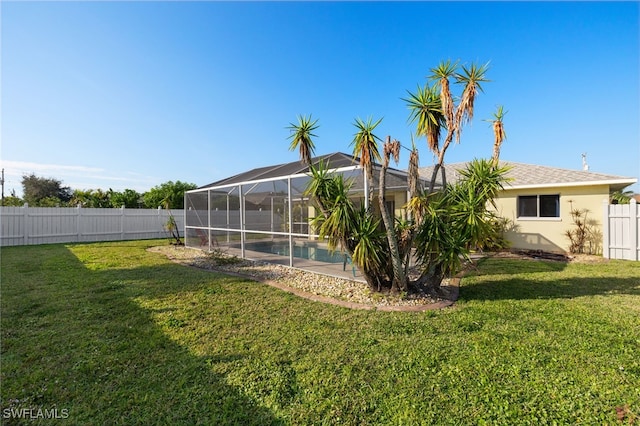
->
[121, 206, 125, 240]
[77, 205, 82, 242]
[23, 203, 29, 245]
[631, 198, 638, 261]
[602, 199, 610, 259]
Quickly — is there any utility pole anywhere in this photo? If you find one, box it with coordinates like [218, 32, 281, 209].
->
[1, 168, 4, 202]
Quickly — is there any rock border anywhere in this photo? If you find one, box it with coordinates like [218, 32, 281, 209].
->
[217, 267, 460, 312]
[150, 246, 461, 312]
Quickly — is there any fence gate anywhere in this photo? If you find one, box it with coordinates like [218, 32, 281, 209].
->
[603, 199, 639, 261]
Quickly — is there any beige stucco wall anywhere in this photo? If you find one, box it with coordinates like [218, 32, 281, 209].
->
[493, 184, 610, 253]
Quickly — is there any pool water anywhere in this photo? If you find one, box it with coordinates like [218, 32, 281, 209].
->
[246, 241, 346, 264]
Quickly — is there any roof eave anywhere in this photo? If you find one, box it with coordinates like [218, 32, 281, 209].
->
[502, 178, 637, 191]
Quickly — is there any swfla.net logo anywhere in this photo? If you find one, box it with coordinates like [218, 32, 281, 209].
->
[3, 407, 69, 420]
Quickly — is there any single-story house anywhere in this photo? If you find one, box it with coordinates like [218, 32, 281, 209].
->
[421, 161, 638, 254]
[186, 152, 636, 261]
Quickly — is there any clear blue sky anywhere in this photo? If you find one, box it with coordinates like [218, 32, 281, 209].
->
[2, 1, 639, 197]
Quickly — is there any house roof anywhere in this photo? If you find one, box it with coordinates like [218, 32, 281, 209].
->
[420, 161, 637, 192]
[198, 152, 420, 191]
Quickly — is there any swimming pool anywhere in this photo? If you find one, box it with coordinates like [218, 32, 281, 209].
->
[245, 241, 346, 264]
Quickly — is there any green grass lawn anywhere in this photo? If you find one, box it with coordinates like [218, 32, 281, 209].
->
[2, 240, 639, 425]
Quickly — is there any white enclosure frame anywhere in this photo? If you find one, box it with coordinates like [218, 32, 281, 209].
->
[185, 164, 366, 267]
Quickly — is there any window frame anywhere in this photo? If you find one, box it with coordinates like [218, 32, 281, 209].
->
[517, 194, 561, 220]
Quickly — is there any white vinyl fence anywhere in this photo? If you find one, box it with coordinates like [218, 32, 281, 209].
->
[0, 205, 185, 247]
[603, 199, 639, 261]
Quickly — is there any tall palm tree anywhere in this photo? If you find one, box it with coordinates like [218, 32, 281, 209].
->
[351, 116, 383, 210]
[287, 115, 319, 166]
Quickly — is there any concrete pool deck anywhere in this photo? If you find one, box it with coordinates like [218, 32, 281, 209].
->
[223, 246, 366, 282]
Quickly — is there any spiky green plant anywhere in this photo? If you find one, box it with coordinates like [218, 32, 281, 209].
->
[454, 62, 490, 141]
[403, 84, 444, 155]
[287, 114, 319, 166]
[351, 116, 383, 210]
[484, 105, 507, 164]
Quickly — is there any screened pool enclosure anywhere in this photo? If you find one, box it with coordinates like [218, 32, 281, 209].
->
[184, 152, 420, 276]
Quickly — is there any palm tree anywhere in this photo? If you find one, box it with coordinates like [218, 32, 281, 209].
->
[351, 116, 383, 210]
[287, 115, 319, 166]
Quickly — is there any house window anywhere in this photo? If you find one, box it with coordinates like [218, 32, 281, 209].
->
[517, 194, 560, 218]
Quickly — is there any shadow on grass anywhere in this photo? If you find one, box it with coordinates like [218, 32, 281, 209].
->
[461, 257, 640, 301]
[1, 243, 284, 425]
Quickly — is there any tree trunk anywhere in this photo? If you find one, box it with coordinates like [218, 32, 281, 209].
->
[414, 262, 445, 294]
[428, 164, 440, 194]
[341, 236, 383, 292]
[366, 166, 375, 213]
[379, 145, 407, 292]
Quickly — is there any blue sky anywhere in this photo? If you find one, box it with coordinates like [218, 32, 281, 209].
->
[2, 1, 639, 197]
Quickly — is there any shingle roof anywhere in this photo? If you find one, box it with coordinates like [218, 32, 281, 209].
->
[198, 152, 420, 190]
[420, 161, 637, 191]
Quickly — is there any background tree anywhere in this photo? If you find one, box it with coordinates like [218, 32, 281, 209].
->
[111, 189, 142, 208]
[1, 190, 23, 206]
[610, 189, 633, 204]
[70, 189, 112, 208]
[143, 181, 197, 209]
[21, 174, 72, 206]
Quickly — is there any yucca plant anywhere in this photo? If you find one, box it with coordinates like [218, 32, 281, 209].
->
[297, 59, 508, 295]
[351, 207, 389, 291]
[413, 160, 510, 290]
[430, 59, 458, 132]
[306, 162, 386, 291]
[485, 105, 507, 165]
[403, 84, 444, 155]
[408, 60, 491, 192]
[351, 116, 383, 211]
[287, 114, 319, 166]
